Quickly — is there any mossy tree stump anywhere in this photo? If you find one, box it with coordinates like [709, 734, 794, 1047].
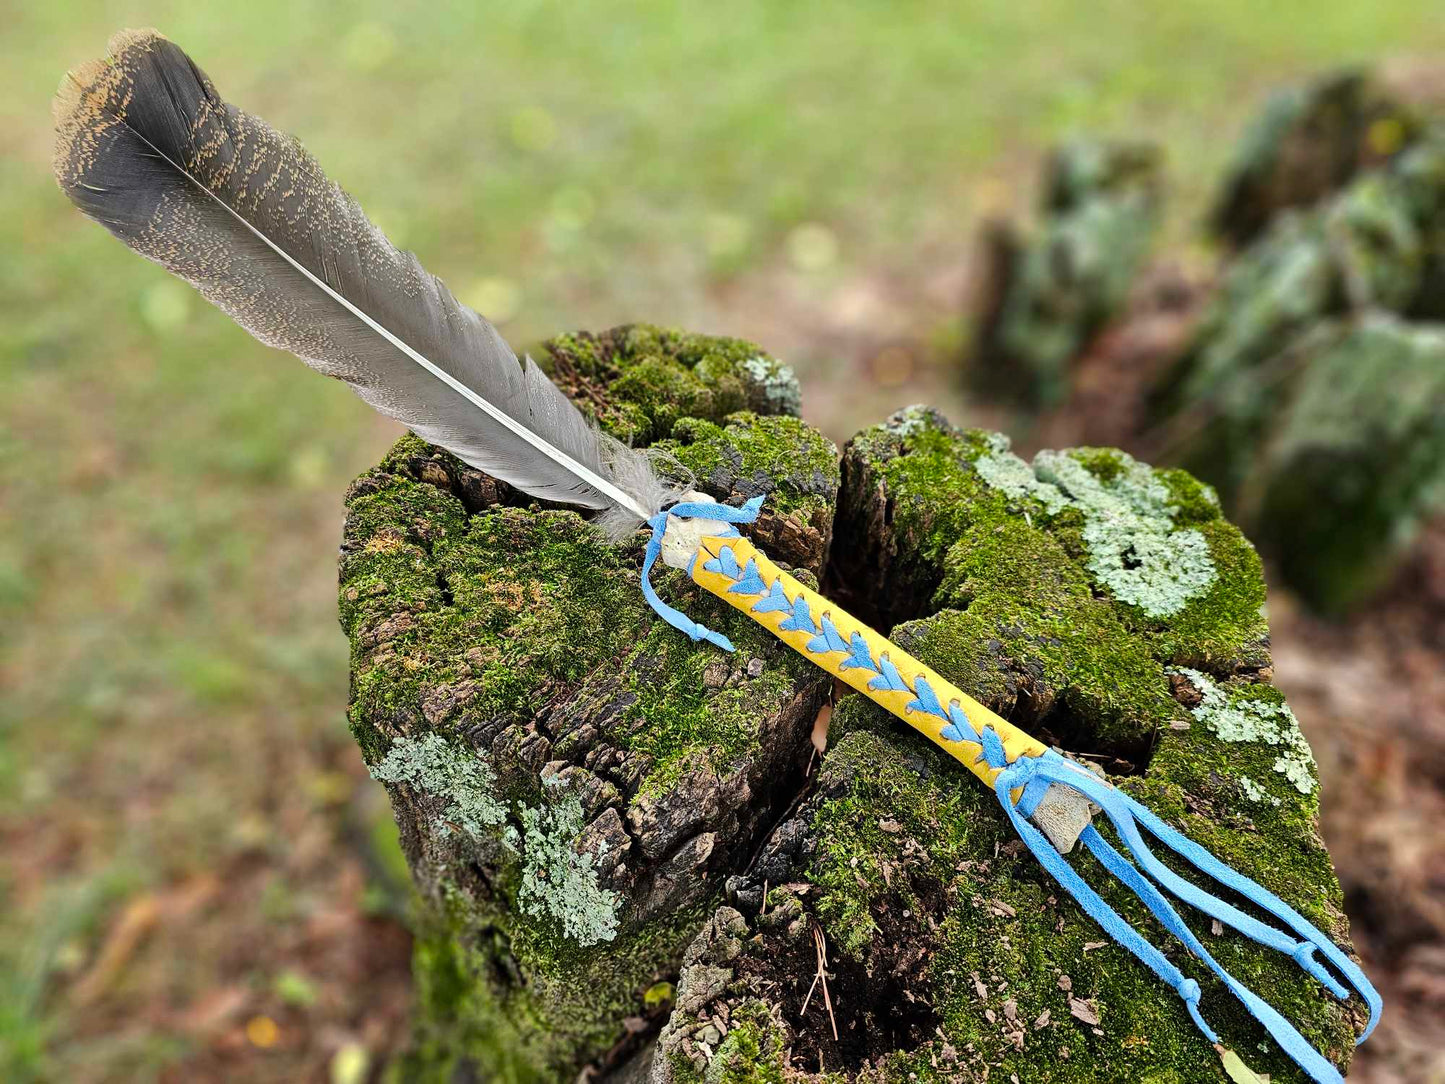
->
[340, 330, 1366, 1083]
[1206, 70, 1421, 249]
[967, 140, 1162, 409]
[341, 326, 835, 1080]
[657, 410, 1361, 1083]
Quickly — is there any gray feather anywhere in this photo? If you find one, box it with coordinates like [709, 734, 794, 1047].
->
[53, 29, 669, 531]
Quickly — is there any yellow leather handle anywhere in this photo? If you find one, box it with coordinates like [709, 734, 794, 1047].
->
[691, 533, 1048, 789]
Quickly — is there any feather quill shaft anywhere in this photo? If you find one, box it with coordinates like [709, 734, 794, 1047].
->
[52, 29, 669, 531]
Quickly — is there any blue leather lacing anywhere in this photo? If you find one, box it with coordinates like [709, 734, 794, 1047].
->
[640, 495, 764, 652]
[999, 751, 1380, 1083]
[642, 495, 1381, 1083]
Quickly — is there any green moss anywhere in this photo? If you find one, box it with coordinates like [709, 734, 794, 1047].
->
[810, 724, 994, 957]
[345, 482, 809, 790]
[931, 518, 1178, 747]
[343, 501, 646, 767]
[404, 899, 713, 1084]
[1156, 468, 1223, 525]
[660, 413, 836, 509]
[655, 411, 839, 572]
[691, 1002, 791, 1084]
[541, 324, 801, 444]
[618, 613, 805, 796]
[1066, 446, 1131, 482]
[852, 409, 1006, 575]
[397, 931, 547, 1084]
[644, 981, 676, 1009]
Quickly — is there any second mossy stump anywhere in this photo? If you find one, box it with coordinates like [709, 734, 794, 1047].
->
[341, 328, 1368, 1083]
[967, 140, 1163, 410]
[1150, 125, 1445, 613]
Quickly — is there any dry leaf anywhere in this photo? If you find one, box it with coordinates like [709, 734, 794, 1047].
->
[811, 702, 832, 754]
[71, 894, 161, 1007]
[1219, 1046, 1270, 1083]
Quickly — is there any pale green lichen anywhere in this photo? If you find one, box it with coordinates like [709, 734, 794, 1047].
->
[883, 405, 934, 439]
[518, 779, 621, 947]
[370, 733, 512, 841]
[1172, 668, 1317, 794]
[371, 735, 621, 946]
[974, 440, 1217, 617]
[974, 445, 1070, 515]
[1238, 775, 1284, 807]
[739, 355, 802, 416]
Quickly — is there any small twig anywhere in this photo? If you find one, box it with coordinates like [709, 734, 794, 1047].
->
[817, 925, 839, 1042]
[800, 920, 839, 1041]
[801, 969, 822, 1019]
[548, 349, 613, 413]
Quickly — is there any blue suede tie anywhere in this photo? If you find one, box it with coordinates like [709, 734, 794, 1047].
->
[640, 495, 764, 652]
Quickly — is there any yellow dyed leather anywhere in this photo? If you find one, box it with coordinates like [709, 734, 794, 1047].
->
[692, 534, 1048, 789]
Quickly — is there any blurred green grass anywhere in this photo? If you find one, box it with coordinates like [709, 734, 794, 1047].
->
[3, 2, 1445, 1080]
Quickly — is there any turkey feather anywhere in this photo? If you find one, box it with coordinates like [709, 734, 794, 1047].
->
[53, 29, 670, 532]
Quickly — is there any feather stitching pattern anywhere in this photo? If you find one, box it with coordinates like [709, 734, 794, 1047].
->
[52, 29, 672, 535]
